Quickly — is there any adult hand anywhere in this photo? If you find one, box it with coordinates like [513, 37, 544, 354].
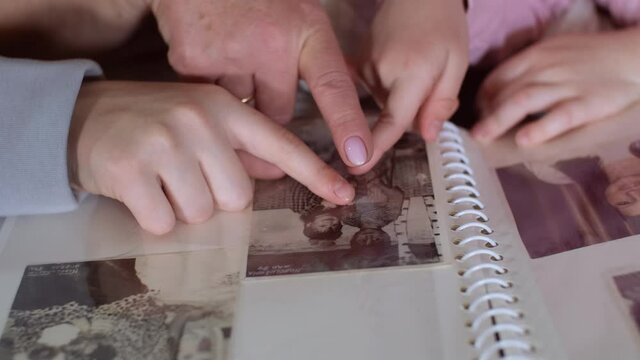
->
[472, 28, 640, 146]
[149, 0, 373, 168]
[69, 81, 355, 235]
[358, 0, 468, 171]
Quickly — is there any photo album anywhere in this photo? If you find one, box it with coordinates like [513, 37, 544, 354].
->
[0, 249, 243, 360]
[2, 108, 640, 360]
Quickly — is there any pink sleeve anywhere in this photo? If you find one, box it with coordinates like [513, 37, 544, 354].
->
[467, 0, 572, 65]
[596, 0, 640, 26]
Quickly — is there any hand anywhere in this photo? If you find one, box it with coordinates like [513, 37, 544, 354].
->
[358, 0, 468, 170]
[149, 0, 373, 168]
[472, 28, 640, 146]
[68, 81, 355, 235]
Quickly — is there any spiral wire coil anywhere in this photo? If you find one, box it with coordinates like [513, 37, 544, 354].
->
[439, 123, 534, 360]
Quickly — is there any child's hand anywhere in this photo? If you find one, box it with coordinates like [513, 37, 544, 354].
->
[473, 28, 640, 146]
[69, 81, 355, 235]
[358, 0, 468, 170]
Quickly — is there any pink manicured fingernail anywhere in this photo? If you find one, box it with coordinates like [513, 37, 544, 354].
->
[333, 180, 355, 203]
[344, 136, 368, 166]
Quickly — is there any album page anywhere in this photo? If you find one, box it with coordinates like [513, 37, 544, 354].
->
[432, 127, 567, 359]
[482, 106, 640, 359]
[233, 115, 473, 360]
[0, 248, 243, 359]
[0, 195, 251, 360]
[247, 125, 443, 278]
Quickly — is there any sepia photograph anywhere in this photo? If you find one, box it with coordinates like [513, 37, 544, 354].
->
[247, 120, 441, 278]
[497, 139, 640, 259]
[613, 270, 640, 336]
[0, 249, 241, 360]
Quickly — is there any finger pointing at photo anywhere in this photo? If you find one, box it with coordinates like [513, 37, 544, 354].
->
[69, 81, 354, 235]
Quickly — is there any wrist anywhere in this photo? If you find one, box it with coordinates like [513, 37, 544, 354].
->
[68, 81, 101, 192]
[67, 86, 84, 192]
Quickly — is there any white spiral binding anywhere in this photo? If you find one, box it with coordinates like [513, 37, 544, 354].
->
[439, 122, 534, 359]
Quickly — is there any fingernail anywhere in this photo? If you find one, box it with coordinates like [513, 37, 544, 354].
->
[426, 121, 443, 141]
[333, 180, 355, 203]
[344, 136, 368, 166]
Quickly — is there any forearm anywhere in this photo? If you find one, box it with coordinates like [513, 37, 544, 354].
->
[0, 0, 149, 57]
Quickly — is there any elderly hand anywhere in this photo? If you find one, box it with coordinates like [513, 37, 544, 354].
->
[69, 81, 355, 235]
[358, 0, 468, 171]
[149, 0, 373, 169]
[472, 28, 640, 146]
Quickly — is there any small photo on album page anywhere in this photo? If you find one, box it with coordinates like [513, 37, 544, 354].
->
[0, 249, 242, 360]
[247, 117, 443, 278]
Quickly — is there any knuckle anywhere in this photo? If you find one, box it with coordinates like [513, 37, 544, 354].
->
[271, 113, 293, 125]
[311, 70, 355, 96]
[121, 195, 176, 235]
[216, 185, 252, 212]
[142, 123, 178, 153]
[513, 89, 534, 108]
[169, 99, 210, 131]
[183, 200, 214, 224]
[270, 168, 287, 179]
[168, 42, 207, 75]
[374, 52, 407, 80]
[327, 109, 362, 134]
[145, 217, 176, 236]
[253, 21, 290, 55]
[559, 106, 579, 127]
[374, 46, 437, 81]
[100, 149, 142, 182]
[272, 125, 306, 154]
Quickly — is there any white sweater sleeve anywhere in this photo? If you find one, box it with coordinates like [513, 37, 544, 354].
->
[0, 56, 102, 216]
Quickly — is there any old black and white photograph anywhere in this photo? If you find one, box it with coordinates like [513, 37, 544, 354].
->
[614, 270, 640, 336]
[247, 117, 441, 278]
[497, 139, 640, 259]
[0, 249, 242, 360]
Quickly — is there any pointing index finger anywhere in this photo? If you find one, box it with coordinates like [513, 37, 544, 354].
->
[299, 22, 373, 169]
[226, 102, 355, 206]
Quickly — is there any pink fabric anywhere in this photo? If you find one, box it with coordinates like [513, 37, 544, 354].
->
[324, 0, 640, 67]
[467, 0, 572, 65]
[467, 0, 640, 66]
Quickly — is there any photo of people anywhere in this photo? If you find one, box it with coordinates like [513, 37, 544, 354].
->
[247, 129, 441, 278]
[613, 271, 640, 335]
[0, 249, 242, 360]
[497, 139, 640, 259]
